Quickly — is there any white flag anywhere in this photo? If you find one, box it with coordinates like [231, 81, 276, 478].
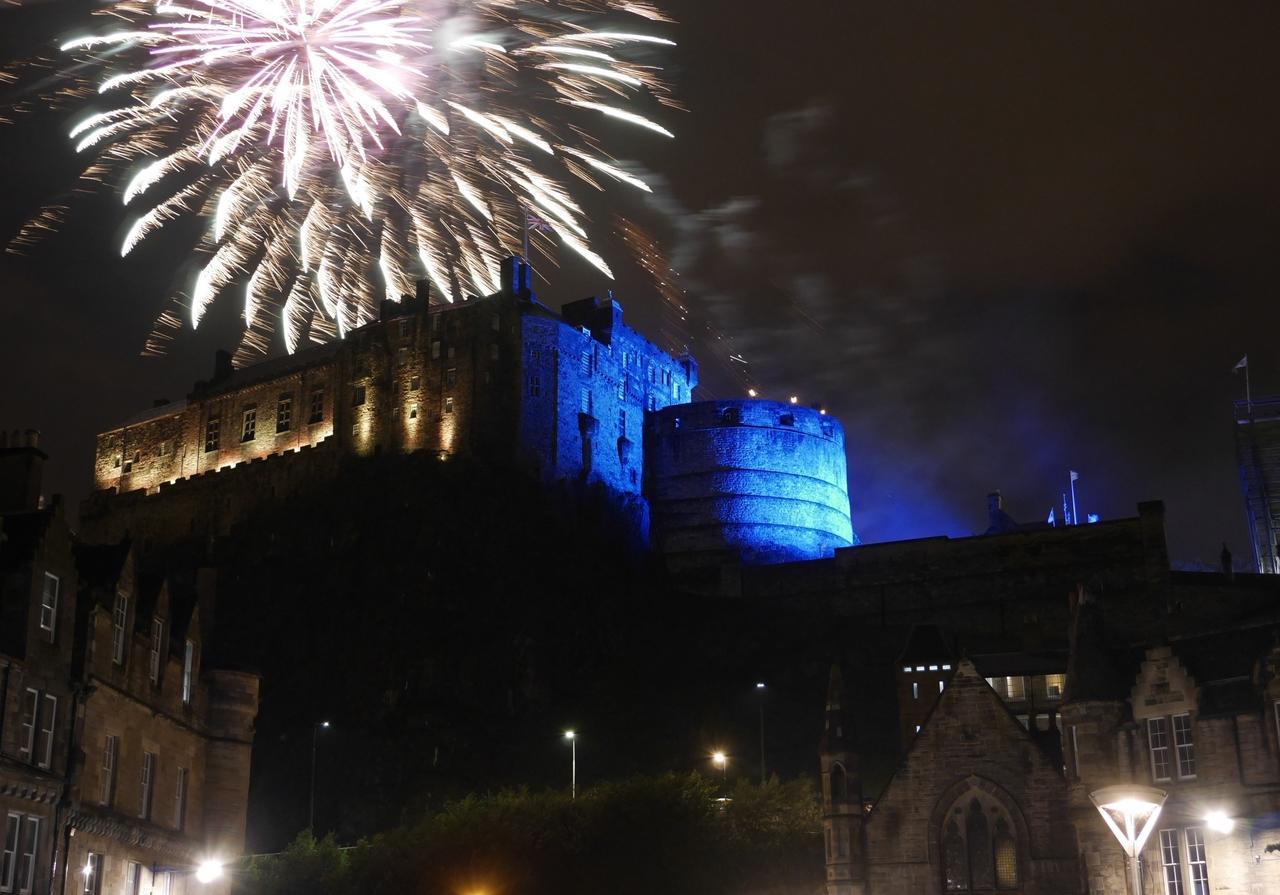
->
[1234, 355, 1248, 372]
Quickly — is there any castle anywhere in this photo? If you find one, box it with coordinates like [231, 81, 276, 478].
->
[83, 256, 856, 567]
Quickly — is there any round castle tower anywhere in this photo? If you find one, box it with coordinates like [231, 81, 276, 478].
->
[644, 400, 856, 567]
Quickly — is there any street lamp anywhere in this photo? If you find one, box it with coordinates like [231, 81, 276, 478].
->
[1090, 784, 1167, 895]
[310, 721, 331, 831]
[564, 730, 577, 799]
[1204, 810, 1234, 834]
[755, 682, 767, 785]
[194, 861, 224, 885]
[712, 751, 727, 781]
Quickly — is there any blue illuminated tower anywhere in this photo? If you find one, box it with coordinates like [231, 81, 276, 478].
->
[1234, 397, 1280, 573]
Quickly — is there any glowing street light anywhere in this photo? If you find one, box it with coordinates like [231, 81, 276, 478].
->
[788, 395, 798, 405]
[747, 388, 758, 398]
[1205, 810, 1234, 834]
[564, 730, 577, 799]
[1090, 785, 1167, 895]
[712, 751, 727, 781]
[195, 861, 224, 885]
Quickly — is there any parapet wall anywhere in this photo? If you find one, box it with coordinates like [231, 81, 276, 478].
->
[644, 400, 856, 567]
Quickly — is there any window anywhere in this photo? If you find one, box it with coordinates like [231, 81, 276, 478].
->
[149, 618, 164, 684]
[431, 341, 441, 359]
[1160, 829, 1184, 895]
[1172, 713, 1196, 778]
[992, 819, 1017, 890]
[204, 417, 220, 453]
[410, 376, 420, 391]
[158, 439, 171, 457]
[941, 797, 1018, 892]
[830, 763, 847, 802]
[912, 681, 920, 700]
[409, 405, 417, 420]
[2, 814, 18, 894]
[444, 396, 454, 414]
[17, 690, 37, 760]
[617, 378, 626, 401]
[100, 736, 118, 806]
[40, 574, 58, 641]
[527, 374, 541, 397]
[112, 594, 127, 665]
[352, 385, 366, 407]
[447, 346, 456, 359]
[397, 347, 409, 366]
[175, 767, 189, 831]
[580, 388, 592, 415]
[1185, 828, 1209, 895]
[37, 695, 56, 769]
[618, 409, 627, 437]
[398, 319, 410, 338]
[139, 752, 155, 820]
[939, 679, 946, 693]
[309, 388, 325, 423]
[489, 344, 499, 361]
[580, 351, 592, 377]
[276, 395, 293, 433]
[1044, 673, 1066, 699]
[14, 819, 37, 895]
[241, 406, 257, 441]
[779, 413, 795, 427]
[81, 852, 101, 895]
[445, 368, 457, 387]
[1148, 717, 1171, 781]
[182, 639, 196, 705]
[124, 862, 141, 895]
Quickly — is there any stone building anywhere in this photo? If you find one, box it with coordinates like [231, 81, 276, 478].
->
[0, 434, 260, 895]
[1, 432, 77, 895]
[1234, 395, 1280, 573]
[82, 257, 697, 548]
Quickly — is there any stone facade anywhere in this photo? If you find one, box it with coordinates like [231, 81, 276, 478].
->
[82, 258, 697, 550]
[0, 438, 259, 895]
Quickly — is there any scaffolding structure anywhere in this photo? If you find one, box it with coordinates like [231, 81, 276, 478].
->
[1234, 396, 1280, 574]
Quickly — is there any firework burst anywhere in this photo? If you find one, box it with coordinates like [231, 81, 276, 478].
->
[9, 0, 677, 358]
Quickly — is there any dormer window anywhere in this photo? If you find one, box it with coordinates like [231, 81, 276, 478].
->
[40, 573, 58, 642]
[1147, 714, 1195, 781]
[112, 594, 128, 665]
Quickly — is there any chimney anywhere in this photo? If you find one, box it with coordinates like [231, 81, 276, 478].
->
[212, 349, 234, 383]
[0, 428, 48, 513]
[500, 255, 533, 300]
[415, 278, 431, 304]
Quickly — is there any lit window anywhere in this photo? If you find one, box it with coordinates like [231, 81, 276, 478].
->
[182, 640, 196, 705]
[912, 681, 920, 699]
[1172, 714, 1196, 778]
[1044, 674, 1066, 699]
[204, 417, 220, 453]
[309, 388, 325, 424]
[124, 862, 141, 895]
[446, 368, 457, 387]
[1186, 828, 1209, 892]
[431, 341, 441, 359]
[409, 405, 417, 420]
[939, 680, 945, 693]
[139, 752, 155, 820]
[915, 724, 921, 733]
[352, 385, 367, 407]
[444, 396, 455, 414]
[100, 736, 118, 806]
[580, 388, 592, 415]
[580, 351, 592, 377]
[241, 407, 256, 442]
[397, 346, 408, 366]
[993, 820, 1018, 889]
[40, 573, 58, 641]
[276, 395, 292, 433]
[902, 666, 912, 673]
[916, 666, 925, 672]
[81, 852, 101, 895]
[1148, 717, 1171, 781]
[929, 665, 938, 671]
[149, 618, 163, 684]
[112, 594, 128, 665]
[1159, 829, 1184, 895]
[410, 376, 420, 391]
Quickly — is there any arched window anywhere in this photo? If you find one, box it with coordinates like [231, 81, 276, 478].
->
[938, 790, 1021, 892]
[831, 763, 848, 803]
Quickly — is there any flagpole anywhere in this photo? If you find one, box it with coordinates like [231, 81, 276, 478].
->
[1070, 475, 1078, 528]
[1246, 359, 1252, 411]
[522, 207, 530, 260]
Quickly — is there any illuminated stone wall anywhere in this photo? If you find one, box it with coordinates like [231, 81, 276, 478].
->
[644, 400, 855, 566]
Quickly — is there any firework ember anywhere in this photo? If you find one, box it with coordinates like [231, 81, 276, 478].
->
[11, 0, 676, 357]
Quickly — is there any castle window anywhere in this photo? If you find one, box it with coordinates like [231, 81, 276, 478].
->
[157, 439, 171, 457]
[618, 409, 627, 436]
[529, 346, 541, 363]
[352, 385, 367, 407]
[830, 763, 847, 802]
[149, 617, 163, 685]
[446, 368, 457, 387]
[444, 397, 455, 414]
[40, 574, 58, 642]
[821, 421, 835, 438]
[447, 346, 456, 359]
[399, 320, 411, 338]
[648, 395, 657, 412]
[204, 417, 220, 453]
[277, 396, 293, 433]
[409, 405, 417, 420]
[618, 378, 626, 401]
[112, 593, 128, 664]
[779, 413, 795, 427]
[431, 341, 441, 359]
[720, 407, 741, 425]
[113, 455, 122, 468]
[241, 407, 257, 442]
[410, 376, 421, 391]
[913, 682, 920, 699]
[580, 388, 593, 415]
[397, 347, 409, 367]
[309, 388, 325, 424]
[527, 374, 541, 397]
[580, 351, 592, 377]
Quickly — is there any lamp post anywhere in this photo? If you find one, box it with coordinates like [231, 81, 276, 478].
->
[564, 730, 577, 799]
[310, 721, 331, 831]
[712, 751, 727, 782]
[755, 682, 767, 784]
[1090, 784, 1167, 895]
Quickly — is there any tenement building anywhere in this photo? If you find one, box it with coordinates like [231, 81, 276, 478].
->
[0, 432, 260, 895]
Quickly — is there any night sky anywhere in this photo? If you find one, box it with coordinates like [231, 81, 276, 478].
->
[3, 1, 1280, 565]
